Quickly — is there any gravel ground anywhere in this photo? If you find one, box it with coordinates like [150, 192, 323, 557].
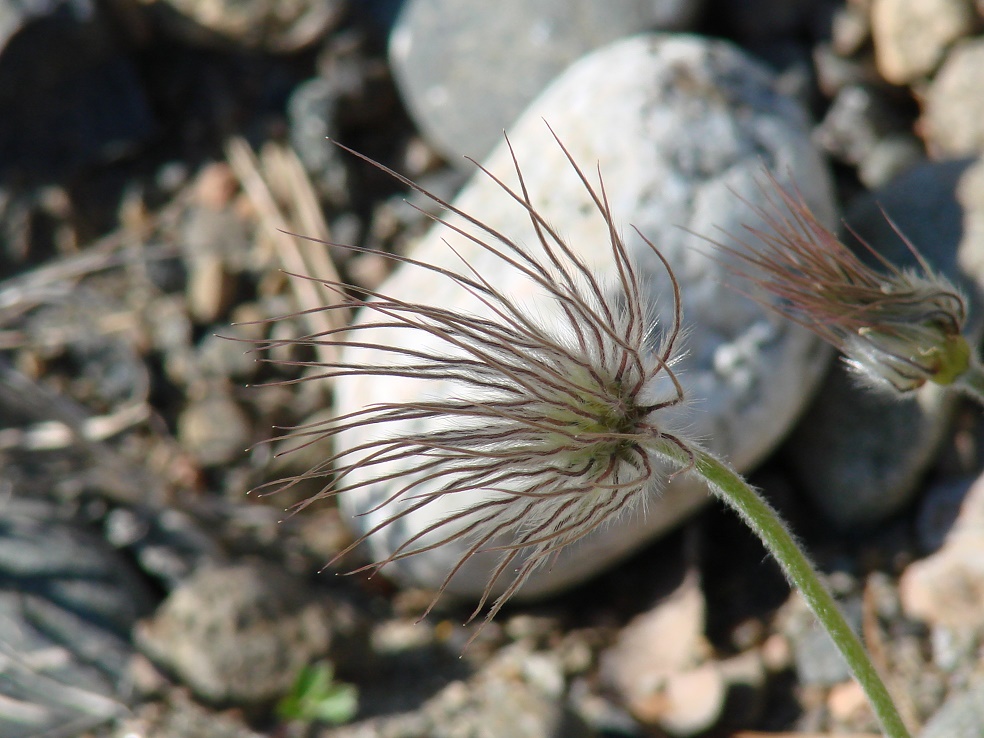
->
[3, 1, 984, 737]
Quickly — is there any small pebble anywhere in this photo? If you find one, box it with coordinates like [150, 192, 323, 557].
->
[135, 562, 334, 704]
[827, 679, 871, 724]
[856, 132, 924, 189]
[393, 643, 592, 738]
[149, 0, 346, 51]
[194, 162, 239, 210]
[782, 596, 860, 686]
[924, 39, 984, 156]
[870, 0, 976, 84]
[197, 329, 259, 381]
[177, 393, 251, 467]
[762, 633, 793, 674]
[831, 1, 871, 57]
[187, 254, 237, 324]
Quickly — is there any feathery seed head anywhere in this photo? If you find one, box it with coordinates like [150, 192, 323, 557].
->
[714, 172, 969, 394]
[260, 128, 695, 625]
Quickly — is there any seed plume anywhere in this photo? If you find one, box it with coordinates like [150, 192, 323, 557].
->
[711, 173, 969, 394]
[257, 127, 695, 625]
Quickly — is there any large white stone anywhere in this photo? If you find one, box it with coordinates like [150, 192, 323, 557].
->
[334, 34, 834, 600]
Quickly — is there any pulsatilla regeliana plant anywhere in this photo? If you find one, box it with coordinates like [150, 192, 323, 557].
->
[263, 129, 694, 625]
[709, 173, 979, 398]
[255, 130, 937, 737]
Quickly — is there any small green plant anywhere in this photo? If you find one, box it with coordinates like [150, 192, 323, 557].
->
[276, 660, 358, 726]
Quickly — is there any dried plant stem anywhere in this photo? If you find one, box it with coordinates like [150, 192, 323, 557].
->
[226, 137, 348, 367]
[659, 442, 912, 738]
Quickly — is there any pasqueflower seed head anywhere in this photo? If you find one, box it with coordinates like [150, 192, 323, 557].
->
[712, 172, 969, 394]
[259, 128, 695, 625]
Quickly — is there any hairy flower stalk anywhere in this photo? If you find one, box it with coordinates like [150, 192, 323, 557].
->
[669, 445, 912, 738]
[257, 134, 911, 736]
[710, 172, 980, 398]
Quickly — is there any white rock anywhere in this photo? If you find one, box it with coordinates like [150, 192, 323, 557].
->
[334, 34, 834, 600]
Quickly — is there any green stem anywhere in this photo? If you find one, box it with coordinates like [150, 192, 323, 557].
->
[662, 444, 912, 738]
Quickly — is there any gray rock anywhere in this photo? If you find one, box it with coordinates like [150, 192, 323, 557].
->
[334, 34, 834, 600]
[177, 392, 251, 467]
[785, 159, 983, 527]
[856, 133, 925, 190]
[0, 497, 153, 738]
[871, 0, 976, 84]
[924, 39, 984, 157]
[115, 695, 266, 738]
[813, 83, 911, 167]
[786, 363, 954, 527]
[916, 476, 974, 553]
[921, 682, 984, 738]
[421, 645, 588, 738]
[104, 506, 226, 589]
[135, 562, 334, 704]
[389, 0, 704, 163]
